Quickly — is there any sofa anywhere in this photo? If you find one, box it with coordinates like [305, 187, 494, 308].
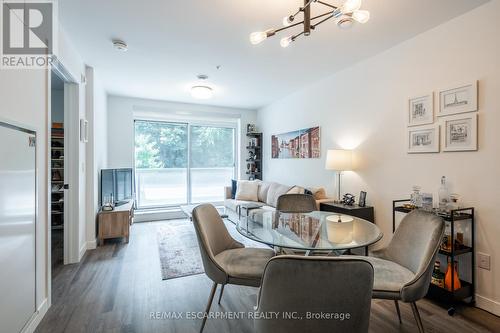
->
[224, 181, 332, 222]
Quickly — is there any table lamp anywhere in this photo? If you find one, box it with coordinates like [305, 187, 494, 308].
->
[325, 149, 353, 203]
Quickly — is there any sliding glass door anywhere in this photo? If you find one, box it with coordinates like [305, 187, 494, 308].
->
[134, 120, 235, 209]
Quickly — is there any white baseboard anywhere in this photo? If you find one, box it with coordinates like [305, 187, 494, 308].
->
[476, 294, 500, 316]
[79, 242, 87, 261]
[22, 298, 48, 333]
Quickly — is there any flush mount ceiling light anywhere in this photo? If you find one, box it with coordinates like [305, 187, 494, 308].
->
[250, 0, 370, 48]
[191, 75, 214, 100]
[112, 39, 128, 52]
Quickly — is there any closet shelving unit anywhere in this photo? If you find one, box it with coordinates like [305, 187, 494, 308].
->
[245, 132, 263, 180]
[51, 127, 65, 230]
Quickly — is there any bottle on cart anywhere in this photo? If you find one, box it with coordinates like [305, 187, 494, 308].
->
[431, 261, 445, 288]
[445, 258, 461, 291]
[438, 176, 450, 212]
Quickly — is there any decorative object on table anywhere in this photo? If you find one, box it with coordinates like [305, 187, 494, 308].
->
[249, 0, 370, 48]
[358, 191, 367, 207]
[445, 259, 461, 291]
[271, 126, 320, 159]
[248, 150, 256, 160]
[342, 193, 356, 206]
[408, 93, 434, 127]
[247, 124, 257, 133]
[326, 216, 354, 243]
[431, 260, 445, 288]
[421, 193, 433, 211]
[410, 185, 422, 208]
[438, 176, 451, 212]
[325, 149, 353, 203]
[441, 113, 478, 152]
[407, 124, 440, 153]
[326, 214, 354, 223]
[438, 81, 478, 116]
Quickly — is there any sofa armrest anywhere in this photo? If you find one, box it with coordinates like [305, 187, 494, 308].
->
[224, 186, 232, 200]
[315, 198, 334, 210]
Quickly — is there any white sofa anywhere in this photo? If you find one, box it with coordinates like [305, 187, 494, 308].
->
[223, 181, 332, 222]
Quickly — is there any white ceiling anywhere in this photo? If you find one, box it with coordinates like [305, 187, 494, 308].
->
[59, 0, 488, 110]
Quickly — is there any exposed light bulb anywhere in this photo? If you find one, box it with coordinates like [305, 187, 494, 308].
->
[352, 10, 370, 23]
[191, 86, 213, 99]
[342, 0, 362, 13]
[280, 36, 293, 48]
[282, 15, 293, 27]
[250, 31, 267, 45]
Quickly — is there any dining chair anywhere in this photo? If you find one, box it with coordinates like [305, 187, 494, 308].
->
[356, 210, 445, 333]
[276, 194, 316, 213]
[192, 204, 275, 333]
[254, 255, 374, 333]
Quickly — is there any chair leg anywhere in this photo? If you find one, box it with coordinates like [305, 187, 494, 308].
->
[394, 300, 402, 324]
[200, 282, 217, 333]
[410, 302, 425, 333]
[218, 284, 225, 304]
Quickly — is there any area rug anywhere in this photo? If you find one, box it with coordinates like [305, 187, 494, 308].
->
[157, 219, 267, 280]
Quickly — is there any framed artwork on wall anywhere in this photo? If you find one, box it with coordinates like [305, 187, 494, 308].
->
[408, 93, 434, 126]
[438, 81, 478, 116]
[271, 126, 320, 159]
[407, 125, 440, 154]
[441, 113, 478, 152]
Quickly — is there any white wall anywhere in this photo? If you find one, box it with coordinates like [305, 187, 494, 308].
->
[258, 0, 500, 315]
[107, 95, 257, 179]
[85, 66, 108, 249]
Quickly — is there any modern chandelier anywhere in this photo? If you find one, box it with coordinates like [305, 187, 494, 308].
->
[250, 0, 370, 48]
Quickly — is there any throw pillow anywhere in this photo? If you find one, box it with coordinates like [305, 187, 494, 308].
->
[308, 187, 328, 200]
[231, 179, 237, 199]
[258, 181, 272, 203]
[235, 181, 259, 201]
[266, 183, 293, 207]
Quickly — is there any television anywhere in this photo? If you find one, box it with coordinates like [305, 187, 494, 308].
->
[100, 168, 134, 206]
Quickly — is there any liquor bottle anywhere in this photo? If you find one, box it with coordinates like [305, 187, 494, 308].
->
[431, 261, 445, 288]
[438, 176, 450, 212]
[445, 259, 461, 291]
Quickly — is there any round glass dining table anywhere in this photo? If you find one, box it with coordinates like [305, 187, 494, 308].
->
[236, 210, 383, 255]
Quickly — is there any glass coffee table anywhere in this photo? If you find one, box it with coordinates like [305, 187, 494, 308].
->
[236, 210, 383, 256]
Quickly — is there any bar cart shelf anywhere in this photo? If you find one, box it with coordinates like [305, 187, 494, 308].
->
[392, 199, 475, 316]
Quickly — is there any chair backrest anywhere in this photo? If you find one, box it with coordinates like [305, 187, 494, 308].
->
[276, 194, 317, 213]
[255, 256, 374, 333]
[192, 204, 242, 284]
[385, 210, 445, 301]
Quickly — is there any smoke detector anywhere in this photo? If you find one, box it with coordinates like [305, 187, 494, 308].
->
[112, 40, 128, 52]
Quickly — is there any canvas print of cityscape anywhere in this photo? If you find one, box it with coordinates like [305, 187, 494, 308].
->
[271, 126, 320, 159]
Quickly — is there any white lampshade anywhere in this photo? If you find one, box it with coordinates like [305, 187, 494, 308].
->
[325, 149, 353, 171]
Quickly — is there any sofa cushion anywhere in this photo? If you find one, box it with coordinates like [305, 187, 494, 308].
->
[235, 181, 259, 201]
[308, 187, 328, 200]
[287, 186, 306, 194]
[266, 183, 292, 207]
[258, 181, 273, 203]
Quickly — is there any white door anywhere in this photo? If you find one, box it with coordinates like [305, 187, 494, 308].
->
[0, 122, 36, 333]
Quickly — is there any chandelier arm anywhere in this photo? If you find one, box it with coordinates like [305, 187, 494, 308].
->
[292, 31, 305, 41]
[311, 14, 335, 29]
[316, 1, 338, 10]
[273, 11, 334, 35]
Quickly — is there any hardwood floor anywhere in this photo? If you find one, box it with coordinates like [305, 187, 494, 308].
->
[36, 220, 500, 333]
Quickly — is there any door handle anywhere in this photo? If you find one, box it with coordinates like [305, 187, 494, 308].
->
[63, 184, 69, 190]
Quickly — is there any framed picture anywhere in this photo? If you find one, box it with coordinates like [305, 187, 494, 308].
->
[358, 191, 367, 207]
[438, 81, 478, 116]
[441, 113, 478, 152]
[408, 93, 434, 126]
[271, 126, 320, 159]
[407, 125, 440, 154]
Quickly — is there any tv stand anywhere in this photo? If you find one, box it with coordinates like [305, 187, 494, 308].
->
[97, 200, 134, 245]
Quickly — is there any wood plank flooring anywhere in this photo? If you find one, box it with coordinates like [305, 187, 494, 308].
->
[36, 220, 500, 333]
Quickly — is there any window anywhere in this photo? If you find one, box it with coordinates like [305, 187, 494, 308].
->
[134, 120, 235, 209]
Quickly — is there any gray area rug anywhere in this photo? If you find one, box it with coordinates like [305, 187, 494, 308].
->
[157, 219, 267, 280]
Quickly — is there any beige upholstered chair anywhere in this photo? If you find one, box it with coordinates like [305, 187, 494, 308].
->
[192, 204, 275, 332]
[357, 210, 445, 333]
[276, 194, 317, 213]
[255, 255, 374, 333]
